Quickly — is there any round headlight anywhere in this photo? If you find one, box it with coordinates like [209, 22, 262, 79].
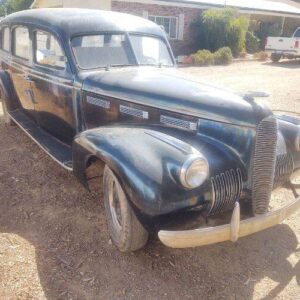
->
[180, 155, 209, 189]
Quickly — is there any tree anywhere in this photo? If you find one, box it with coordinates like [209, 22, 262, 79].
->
[196, 8, 249, 57]
[0, 0, 33, 17]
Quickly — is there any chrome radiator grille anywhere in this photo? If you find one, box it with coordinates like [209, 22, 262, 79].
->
[252, 116, 278, 215]
[208, 169, 243, 215]
[274, 153, 294, 189]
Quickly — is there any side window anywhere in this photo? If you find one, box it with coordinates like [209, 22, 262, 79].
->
[35, 31, 66, 69]
[2, 27, 10, 52]
[294, 29, 300, 38]
[13, 26, 30, 60]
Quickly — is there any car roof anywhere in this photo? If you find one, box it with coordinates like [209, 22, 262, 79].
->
[2, 8, 165, 39]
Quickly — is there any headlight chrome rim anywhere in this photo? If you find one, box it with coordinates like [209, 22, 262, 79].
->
[295, 128, 300, 151]
[180, 154, 209, 189]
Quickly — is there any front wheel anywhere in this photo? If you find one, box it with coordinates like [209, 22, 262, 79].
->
[271, 53, 282, 63]
[103, 165, 149, 252]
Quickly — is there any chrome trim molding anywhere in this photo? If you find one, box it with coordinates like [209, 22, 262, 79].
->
[119, 105, 149, 119]
[252, 116, 278, 215]
[0, 54, 75, 89]
[160, 115, 197, 131]
[158, 195, 300, 249]
[295, 127, 300, 151]
[208, 168, 242, 215]
[145, 130, 195, 154]
[83, 90, 255, 128]
[87, 95, 110, 109]
[179, 154, 209, 189]
[7, 112, 73, 172]
[274, 153, 294, 188]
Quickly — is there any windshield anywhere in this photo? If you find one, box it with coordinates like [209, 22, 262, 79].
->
[71, 33, 174, 69]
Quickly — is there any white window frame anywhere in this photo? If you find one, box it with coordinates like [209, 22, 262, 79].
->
[148, 15, 179, 40]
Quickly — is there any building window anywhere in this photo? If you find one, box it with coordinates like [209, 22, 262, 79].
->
[148, 16, 178, 39]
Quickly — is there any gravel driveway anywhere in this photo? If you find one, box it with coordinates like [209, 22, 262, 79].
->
[0, 60, 299, 300]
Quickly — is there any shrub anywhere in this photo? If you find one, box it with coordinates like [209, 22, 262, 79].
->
[197, 8, 249, 57]
[253, 51, 269, 61]
[191, 49, 214, 66]
[227, 16, 249, 57]
[213, 47, 233, 65]
[190, 47, 233, 66]
[246, 31, 260, 54]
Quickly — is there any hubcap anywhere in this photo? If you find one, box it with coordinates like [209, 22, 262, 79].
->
[108, 179, 122, 231]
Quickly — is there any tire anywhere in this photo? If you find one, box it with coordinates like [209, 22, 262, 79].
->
[0, 90, 14, 126]
[103, 165, 149, 252]
[271, 53, 282, 63]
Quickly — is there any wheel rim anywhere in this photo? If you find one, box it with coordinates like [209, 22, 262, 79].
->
[108, 178, 122, 232]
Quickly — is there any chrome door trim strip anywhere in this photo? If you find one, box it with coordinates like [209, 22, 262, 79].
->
[0, 54, 79, 90]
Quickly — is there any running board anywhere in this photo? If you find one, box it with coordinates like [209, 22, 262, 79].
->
[8, 109, 73, 171]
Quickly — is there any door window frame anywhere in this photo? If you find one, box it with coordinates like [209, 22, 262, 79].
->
[1, 26, 11, 53]
[33, 29, 68, 71]
[32, 28, 71, 77]
[12, 25, 31, 61]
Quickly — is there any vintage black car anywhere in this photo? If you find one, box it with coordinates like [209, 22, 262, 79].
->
[0, 9, 299, 252]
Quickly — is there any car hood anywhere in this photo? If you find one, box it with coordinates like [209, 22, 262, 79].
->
[81, 67, 271, 127]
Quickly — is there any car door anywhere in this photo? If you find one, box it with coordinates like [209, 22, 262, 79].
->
[30, 29, 76, 144]
[9, 26, 36, 121]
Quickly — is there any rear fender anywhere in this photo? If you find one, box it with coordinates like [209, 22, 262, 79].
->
[0, 71, 19, 111]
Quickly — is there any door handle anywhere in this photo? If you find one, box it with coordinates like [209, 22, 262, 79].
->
[25, 89, 37, 104]
[23, 74, 35, 83]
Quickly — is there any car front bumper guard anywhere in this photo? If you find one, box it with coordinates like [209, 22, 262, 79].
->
[158, 196, 300, 249]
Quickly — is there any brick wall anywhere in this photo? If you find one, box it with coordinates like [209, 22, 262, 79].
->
[111, 1, 202, 56]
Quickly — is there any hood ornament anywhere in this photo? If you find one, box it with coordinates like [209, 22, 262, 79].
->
[242, 91, 270, 101]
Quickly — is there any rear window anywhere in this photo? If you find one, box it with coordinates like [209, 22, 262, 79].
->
[2, 27, 10, 52]
[13, 26, 30, 60]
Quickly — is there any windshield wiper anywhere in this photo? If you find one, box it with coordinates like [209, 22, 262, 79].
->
[105, 64, 135, 71]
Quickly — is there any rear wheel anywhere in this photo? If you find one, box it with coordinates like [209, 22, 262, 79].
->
[271, 53, 282, 63]
[0, 91, 13, 126]
[103, 165, 149, 252]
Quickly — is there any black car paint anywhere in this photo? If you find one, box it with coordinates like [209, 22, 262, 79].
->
[80, 68, 271, 128]
[0, 9, 299, 229]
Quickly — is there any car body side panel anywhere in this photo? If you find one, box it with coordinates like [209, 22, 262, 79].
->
[72, 126, 246, 216]
[30, 70, 76, 144]
[0, 69, 20, 111]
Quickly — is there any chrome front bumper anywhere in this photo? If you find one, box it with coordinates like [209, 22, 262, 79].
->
[158, 196, 300, 249]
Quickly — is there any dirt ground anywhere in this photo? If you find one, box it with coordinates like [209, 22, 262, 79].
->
[0, 60, 299, 300]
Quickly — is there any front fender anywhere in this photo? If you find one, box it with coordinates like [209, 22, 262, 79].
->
[73, 126, 245, 216]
